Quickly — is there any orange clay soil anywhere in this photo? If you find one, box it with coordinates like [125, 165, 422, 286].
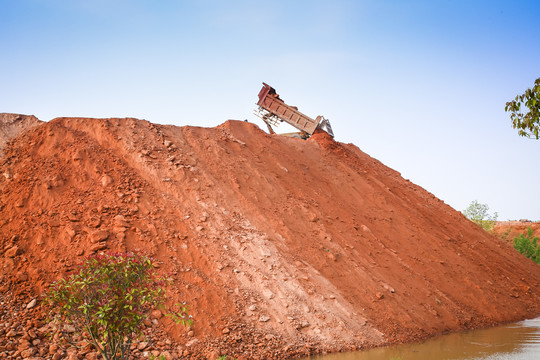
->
[1, 116, 540, 359]
[492, 221, 540, 246]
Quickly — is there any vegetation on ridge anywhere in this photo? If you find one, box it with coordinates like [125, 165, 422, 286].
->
[462, 200, 498, 232]
[513, 227, 540, 264]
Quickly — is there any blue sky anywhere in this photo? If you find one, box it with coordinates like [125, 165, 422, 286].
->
[2, 0, 539, 220]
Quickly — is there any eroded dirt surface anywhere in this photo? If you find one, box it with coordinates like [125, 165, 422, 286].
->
[1, 116, 539, 359]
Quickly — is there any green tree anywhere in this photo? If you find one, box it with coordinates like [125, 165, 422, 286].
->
[462, 200, 498, 232]
[44, 251, 191, 360]
[505, 77, 540, 139]
[513, 227, 539, 264]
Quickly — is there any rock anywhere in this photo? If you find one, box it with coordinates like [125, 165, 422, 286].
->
[5, 246, 22, 258]
[113, 215, 130, 227]
[26, 299, 37, 309]
[248, 304, 257, 311]
[150, 310, 162, 320]
[85, 352, 98, 360]
[164, 140, 173, 147]
[101, 174, 113, 187]
[19, 347, 37, 359]
[72, 151, 83, 161]
[186, 338, 199, 347]
[16, 272, 28, 281]
[67, 213, 80, 222]
[222, 327, 230, 334]
[63, 324, 76, 333]
[88, 217, 102, 228]
[137, 342, 148, 350]
[65, 227, 76, 239]
[20, 347, 36, 358]
[91, 230, 109, 243]
[259, 315, 271, 322]
[160, 351, 173, 360]
[90, 242, 108, 252]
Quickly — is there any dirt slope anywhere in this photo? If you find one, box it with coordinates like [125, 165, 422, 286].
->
[0, 113, 42, 157]
[1, 116, 539, 359]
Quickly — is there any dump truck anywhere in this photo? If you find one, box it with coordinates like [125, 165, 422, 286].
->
[255, 83, 334, 139]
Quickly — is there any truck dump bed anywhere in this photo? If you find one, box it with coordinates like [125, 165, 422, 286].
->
[257, 83, 320, 135]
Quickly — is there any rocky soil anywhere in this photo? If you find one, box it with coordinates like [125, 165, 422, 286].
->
[1, 115, 539, 359]
[0, 113, 42, 158]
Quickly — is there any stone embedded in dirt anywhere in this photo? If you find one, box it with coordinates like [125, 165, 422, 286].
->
[90, 230, 109, 243]
[5, 245, 22, 258]
[67, 212, 80, 222]
[20, 347, 36, 358]
[113, 215, 130, 227]
[65, 227, 76, 239]
[90, 242, 108, 252]
[100, 174, 113, 187]
[16, 272, 28, 282]
[63, 325, 76, 333]
[48, 344, 58, 354]
[88, 217, 102, 228]
[186, 338, 199, 347]
[160, 351, 173, 360]
[26, 299, 37, 309]
[259, 315, 271, 322]
[150, 310, 163, 320]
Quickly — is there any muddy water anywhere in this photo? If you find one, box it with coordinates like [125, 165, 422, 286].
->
[308, 317, 540, 360]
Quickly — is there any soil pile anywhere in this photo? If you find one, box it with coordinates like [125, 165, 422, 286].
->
[493, 221, 540, 246]
[1, 116, 540, 359]
[0, 113, 42, 157]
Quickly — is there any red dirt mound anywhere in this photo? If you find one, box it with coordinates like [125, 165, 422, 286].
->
[1, 116, 539, 359]
[0, 113, 42, 157]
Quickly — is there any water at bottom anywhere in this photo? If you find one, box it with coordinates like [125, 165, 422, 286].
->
[308, 317, 540, 360]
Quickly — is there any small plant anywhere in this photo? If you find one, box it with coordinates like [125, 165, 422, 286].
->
[462, 200, 498, 232]
[44, 251, 191, 360]
[149, 355, 166, 360]
[513, 227, 539, 264]
[500, 228, 512, 241]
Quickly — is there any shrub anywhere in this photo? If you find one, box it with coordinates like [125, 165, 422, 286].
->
[44, 251, 191, 360]
[462, 200, 498, 232]
[513, 227, 539, 264]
